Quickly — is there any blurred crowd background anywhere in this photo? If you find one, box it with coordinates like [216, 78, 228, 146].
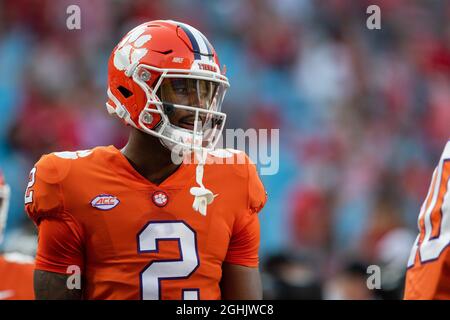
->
[1, 0, 450, 299]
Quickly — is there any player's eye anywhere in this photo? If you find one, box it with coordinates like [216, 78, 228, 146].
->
[168, 79, 191, 96]
[174, 87, 189, 95]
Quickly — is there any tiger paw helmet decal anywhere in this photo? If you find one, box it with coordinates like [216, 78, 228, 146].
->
[113, 25, 152, 76]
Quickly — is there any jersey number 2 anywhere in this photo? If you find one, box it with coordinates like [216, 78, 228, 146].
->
[137, 221, 200, 300]
[24, 167, 37, 204]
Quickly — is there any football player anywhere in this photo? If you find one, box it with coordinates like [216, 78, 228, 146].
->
[26, 20, 267, 300]
[0, 170, 35, 300]
[404, 141, 450, 299]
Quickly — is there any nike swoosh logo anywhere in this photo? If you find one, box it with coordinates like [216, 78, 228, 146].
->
[0, 290, 15, 300]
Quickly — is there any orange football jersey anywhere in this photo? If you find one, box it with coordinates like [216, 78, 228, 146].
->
[25, 145, 267, 300]
[404, 141, 450, 299]
[0, 253, 35, 300]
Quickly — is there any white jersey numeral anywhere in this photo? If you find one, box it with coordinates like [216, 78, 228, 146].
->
[24, 167, 37, 204]
[408, 142, 450, 267]
[138, 221, 199, 300]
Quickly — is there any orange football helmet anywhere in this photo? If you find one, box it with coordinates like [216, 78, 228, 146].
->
[106, 20, 231, 216]
[106, 20, 230, 152]
[0, 170, 10, 245]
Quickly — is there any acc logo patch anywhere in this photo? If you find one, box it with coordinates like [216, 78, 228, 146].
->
[152, 191, 168, 207]
[91, 194, 120, 210]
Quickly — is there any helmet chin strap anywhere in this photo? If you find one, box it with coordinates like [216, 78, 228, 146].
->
[158, 126, 216, 216]
[190, 148, 216, 216]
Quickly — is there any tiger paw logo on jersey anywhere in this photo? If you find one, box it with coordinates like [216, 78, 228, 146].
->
[152, 191, 168, 207]
[91, 195, 120, 210]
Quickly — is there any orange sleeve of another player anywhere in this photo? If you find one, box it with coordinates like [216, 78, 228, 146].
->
[25, 154, 84, 274]
[225, 159, 267, 267]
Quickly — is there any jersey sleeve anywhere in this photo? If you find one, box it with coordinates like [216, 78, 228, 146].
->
[25, 154, 84, 274]
[25, 154, 64, 225]
[35, 215, 84, 274]
[224, 157, 267, 267]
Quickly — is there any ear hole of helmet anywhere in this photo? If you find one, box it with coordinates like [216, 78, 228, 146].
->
[117, 85, 133, 98]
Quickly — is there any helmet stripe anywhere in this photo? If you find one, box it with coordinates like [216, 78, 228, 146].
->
[185, 26, 212, 62]
[174, 21, 213, 62]
[199, 33, 212, 55]
[177, 23, 202, 60]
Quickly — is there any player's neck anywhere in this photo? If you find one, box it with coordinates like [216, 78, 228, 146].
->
[120, 129, 180, 185]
